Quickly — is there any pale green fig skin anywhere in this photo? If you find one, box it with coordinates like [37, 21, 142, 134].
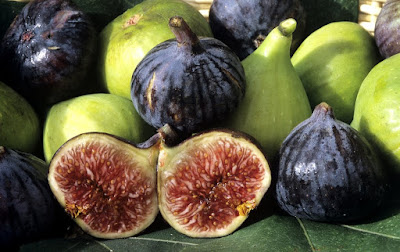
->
[43, 93, 154, 163]
[292, 21, 382, 124]
[0, 81, 40, 154]
[224, 19, 311, 162]
[351, 53, 400, 175]
[98, 0, 213, 99]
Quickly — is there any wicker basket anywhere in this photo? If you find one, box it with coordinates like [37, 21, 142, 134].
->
[359, 0, 387, 35]
[184, 0, 387, 35]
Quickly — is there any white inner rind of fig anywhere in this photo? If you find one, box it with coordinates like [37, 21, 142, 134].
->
[48, 133, 159, 239]
[158, 131, 271, 238]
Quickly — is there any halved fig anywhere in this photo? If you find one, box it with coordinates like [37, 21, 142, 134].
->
[48, 132, 160, 239]
[157, 129, 271, 238]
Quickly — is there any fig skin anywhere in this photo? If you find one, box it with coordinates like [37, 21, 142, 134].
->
[0, 146, 64, 249]
[0, 0, 98, 109]
[131, 16, 246, 137]
[0, 80, 41, 154]
[48, 132, 161, 239]
[374, 0, 400, 59]
[43, 93, 154, 163]
[276, 103, 387, 223]
[157, 129, 271, 238]
[209, 0, 306, 60]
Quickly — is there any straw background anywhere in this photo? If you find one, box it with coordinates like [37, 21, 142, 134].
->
[183, 0, 387, 35]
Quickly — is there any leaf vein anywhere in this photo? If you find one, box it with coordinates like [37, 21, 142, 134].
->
[128, 237, 199, 246]
[341, 225, 400, 240]
[297, 217, 316, 252]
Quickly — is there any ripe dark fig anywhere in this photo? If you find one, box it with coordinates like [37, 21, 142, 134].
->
[0, 0, 97, 109]
[209, 0, 306, 60]
[0, 146, 63, 249]
[157, 129, 271, 238]
[48, 132, 161, 239]
[374, 0, 400, 58]
[131, 16, 246, 137]
[276, 102, 387, 223]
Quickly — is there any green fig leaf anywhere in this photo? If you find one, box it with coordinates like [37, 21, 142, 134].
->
[20, 187, 400, 252]
[300, 0, 359, 36]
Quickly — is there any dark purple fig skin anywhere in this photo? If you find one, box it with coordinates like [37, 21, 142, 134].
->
[0, 0, 97, 109]
[374, 0, 400, 59]
[0, 146, 64, 249]
[131, 16, 246, 137]
[276, 103, 387, 223]
[209, 0, 306, 60]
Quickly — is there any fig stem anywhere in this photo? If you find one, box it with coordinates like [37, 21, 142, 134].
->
[278, 18, 297, 38]
[169, 16, 200, 49]
[312, 102, 336, 120]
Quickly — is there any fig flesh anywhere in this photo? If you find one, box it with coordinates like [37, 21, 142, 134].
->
[157, 130, 271, 238]
[48, 132, 160, 239]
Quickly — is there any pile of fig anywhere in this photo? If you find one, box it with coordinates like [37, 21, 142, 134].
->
[0, 0, 396, 248]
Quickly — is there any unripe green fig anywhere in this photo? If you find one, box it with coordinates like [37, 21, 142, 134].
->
[0, 81, 40, 154]
[291, 21, 382, 123]
[351, 53, 400, 175]
[43, 93, 154, 163]
[224, 18, 311, 164]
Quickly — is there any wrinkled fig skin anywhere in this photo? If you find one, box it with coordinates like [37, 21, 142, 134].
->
[374, 0, 400, 59]
[276, 103, 387, 223]
[209, 0, 306, 60]
[0, 146, 63, 249]
[131, 17, 246, 137]
[0, 0, 97, 108]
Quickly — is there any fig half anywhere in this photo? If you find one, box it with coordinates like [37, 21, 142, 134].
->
[157, 130, 271, 238]
[48, 132, 160, 239]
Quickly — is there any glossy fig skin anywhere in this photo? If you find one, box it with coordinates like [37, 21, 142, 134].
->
[209, 0, 306, 60]
[131, 16, 246, 137]
[374, 0, 400, 59]
[0, 0, 97, 108]
[276, 103, 387, 223]
[0, 146, 64, 248]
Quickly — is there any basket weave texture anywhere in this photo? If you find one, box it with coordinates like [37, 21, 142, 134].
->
[183, 0, 387, 35]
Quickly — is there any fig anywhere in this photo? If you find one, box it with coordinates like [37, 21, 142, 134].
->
[0, 146, 64, 249]
[351, 53, 400, 175]
[276, 103, 387, 222]
[157, 129, 271, 238]
[291, 21, 381, 123]
[223, 18, 311, 164]
[0, 0, 98, 109]
[374, 0, 400, 59]
[48, 132, 161, 239]
[208, 0, 306, 60]
[0, 80, 41, 154]
[43, 93, 154, 163]
[131, 16, 245, 137]
[98, 0, 213, 99]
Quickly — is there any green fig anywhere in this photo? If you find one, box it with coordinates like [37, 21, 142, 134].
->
[0, 81, 41, 154]
[351, 53, 400, 175]
[224, 18, 311, 163]
[43, 93, 154, 163]
[291, 21, 382, 123]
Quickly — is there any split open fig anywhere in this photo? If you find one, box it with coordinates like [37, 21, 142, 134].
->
[48, 132, 161, 239]
[157, 129, 271, 238]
